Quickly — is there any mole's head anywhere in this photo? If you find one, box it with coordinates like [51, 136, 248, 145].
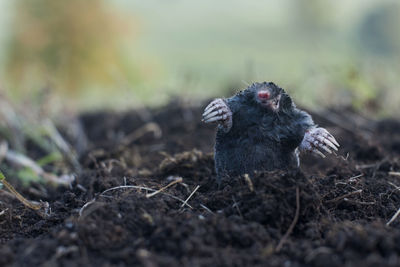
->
[249, 82, 284, 112]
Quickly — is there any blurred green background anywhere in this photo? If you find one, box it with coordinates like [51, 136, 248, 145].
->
[0, 0, 399, 116]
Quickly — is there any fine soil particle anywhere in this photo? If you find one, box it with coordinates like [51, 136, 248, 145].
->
[1, 101, 400, 267]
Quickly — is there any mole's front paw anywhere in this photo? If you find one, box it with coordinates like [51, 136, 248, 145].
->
[202, 98, 232, 132]
[300, 127, 340, 158]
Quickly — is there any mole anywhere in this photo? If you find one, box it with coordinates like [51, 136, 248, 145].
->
[202, 82, 340, 181]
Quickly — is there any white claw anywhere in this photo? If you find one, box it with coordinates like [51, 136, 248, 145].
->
[202, 108, 214, 117]
[316, 135, 337, 151]
[328, 136, 340, 147]
[204, 100, 218, 111]
[300, 127, 339, 158]
[313, 149, 326, 158]
[324, 138, 338, 151]
[203, 110, 221, 121]
[319, 144, 333, 154]
[203, 102, 224, 117]
[321, 129, 340, 147]
[316, 135, 325, 143]
[204, 115, 225, 123]
[202, 99, 233, 132]
[202, 106, 215, 117]
[205, 99, 223, 110]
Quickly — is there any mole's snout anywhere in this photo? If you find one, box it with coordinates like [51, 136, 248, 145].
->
[257, 90, 270, 100]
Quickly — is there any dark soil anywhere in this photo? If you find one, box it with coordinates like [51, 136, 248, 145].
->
[1, 101, 400, 267]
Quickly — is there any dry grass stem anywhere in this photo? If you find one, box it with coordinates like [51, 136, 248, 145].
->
[387, 207, 400, 226]
[0, 208, 8, 216]
[244, 174, 254, 192]
[388, 182, 400, 191]
[79, 198, 97, 217]
[80, 183, 195, 218]
[121, 122, 162, 145]
[99, 184, 192, 208]
[232, 196, 243, 219]
[0, 171, 42, 211]
[276, 187, 300, 252]
[356, 163, 378, 169]
[200, 204, 214, 214]
[325, 189, 362, 204]
[349, 174, 364, 180]
[146, 177, 183, 198]
[181, 185, 200, 208]
[335, 152, 349, 161]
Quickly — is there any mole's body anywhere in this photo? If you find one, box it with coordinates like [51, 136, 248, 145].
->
[202, 82, 339, 181]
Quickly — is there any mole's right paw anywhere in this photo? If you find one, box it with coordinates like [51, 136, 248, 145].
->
[300, 127, 340, 158]
[202, 98, 232, 132]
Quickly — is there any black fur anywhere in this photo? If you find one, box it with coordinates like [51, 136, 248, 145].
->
[214, 82, 314, 181]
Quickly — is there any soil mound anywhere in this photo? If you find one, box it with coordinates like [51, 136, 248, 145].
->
[1, 102, 400, 266]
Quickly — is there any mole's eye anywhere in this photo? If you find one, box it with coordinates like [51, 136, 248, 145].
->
[257, 90, 270, 100]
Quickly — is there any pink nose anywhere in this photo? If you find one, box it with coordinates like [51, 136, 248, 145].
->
[258, 91, 270, 100]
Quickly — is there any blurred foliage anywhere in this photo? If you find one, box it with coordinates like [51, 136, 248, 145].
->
[0, 0, 399, 116]
[0, 94, 77, 186]
[4, 0, 140, 99]
[358, 3, 400, 56]
[293, 0, 334, 32]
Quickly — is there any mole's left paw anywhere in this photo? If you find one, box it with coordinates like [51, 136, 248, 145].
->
[300, 127, 340, 158]
[202, 98, 233, 132]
